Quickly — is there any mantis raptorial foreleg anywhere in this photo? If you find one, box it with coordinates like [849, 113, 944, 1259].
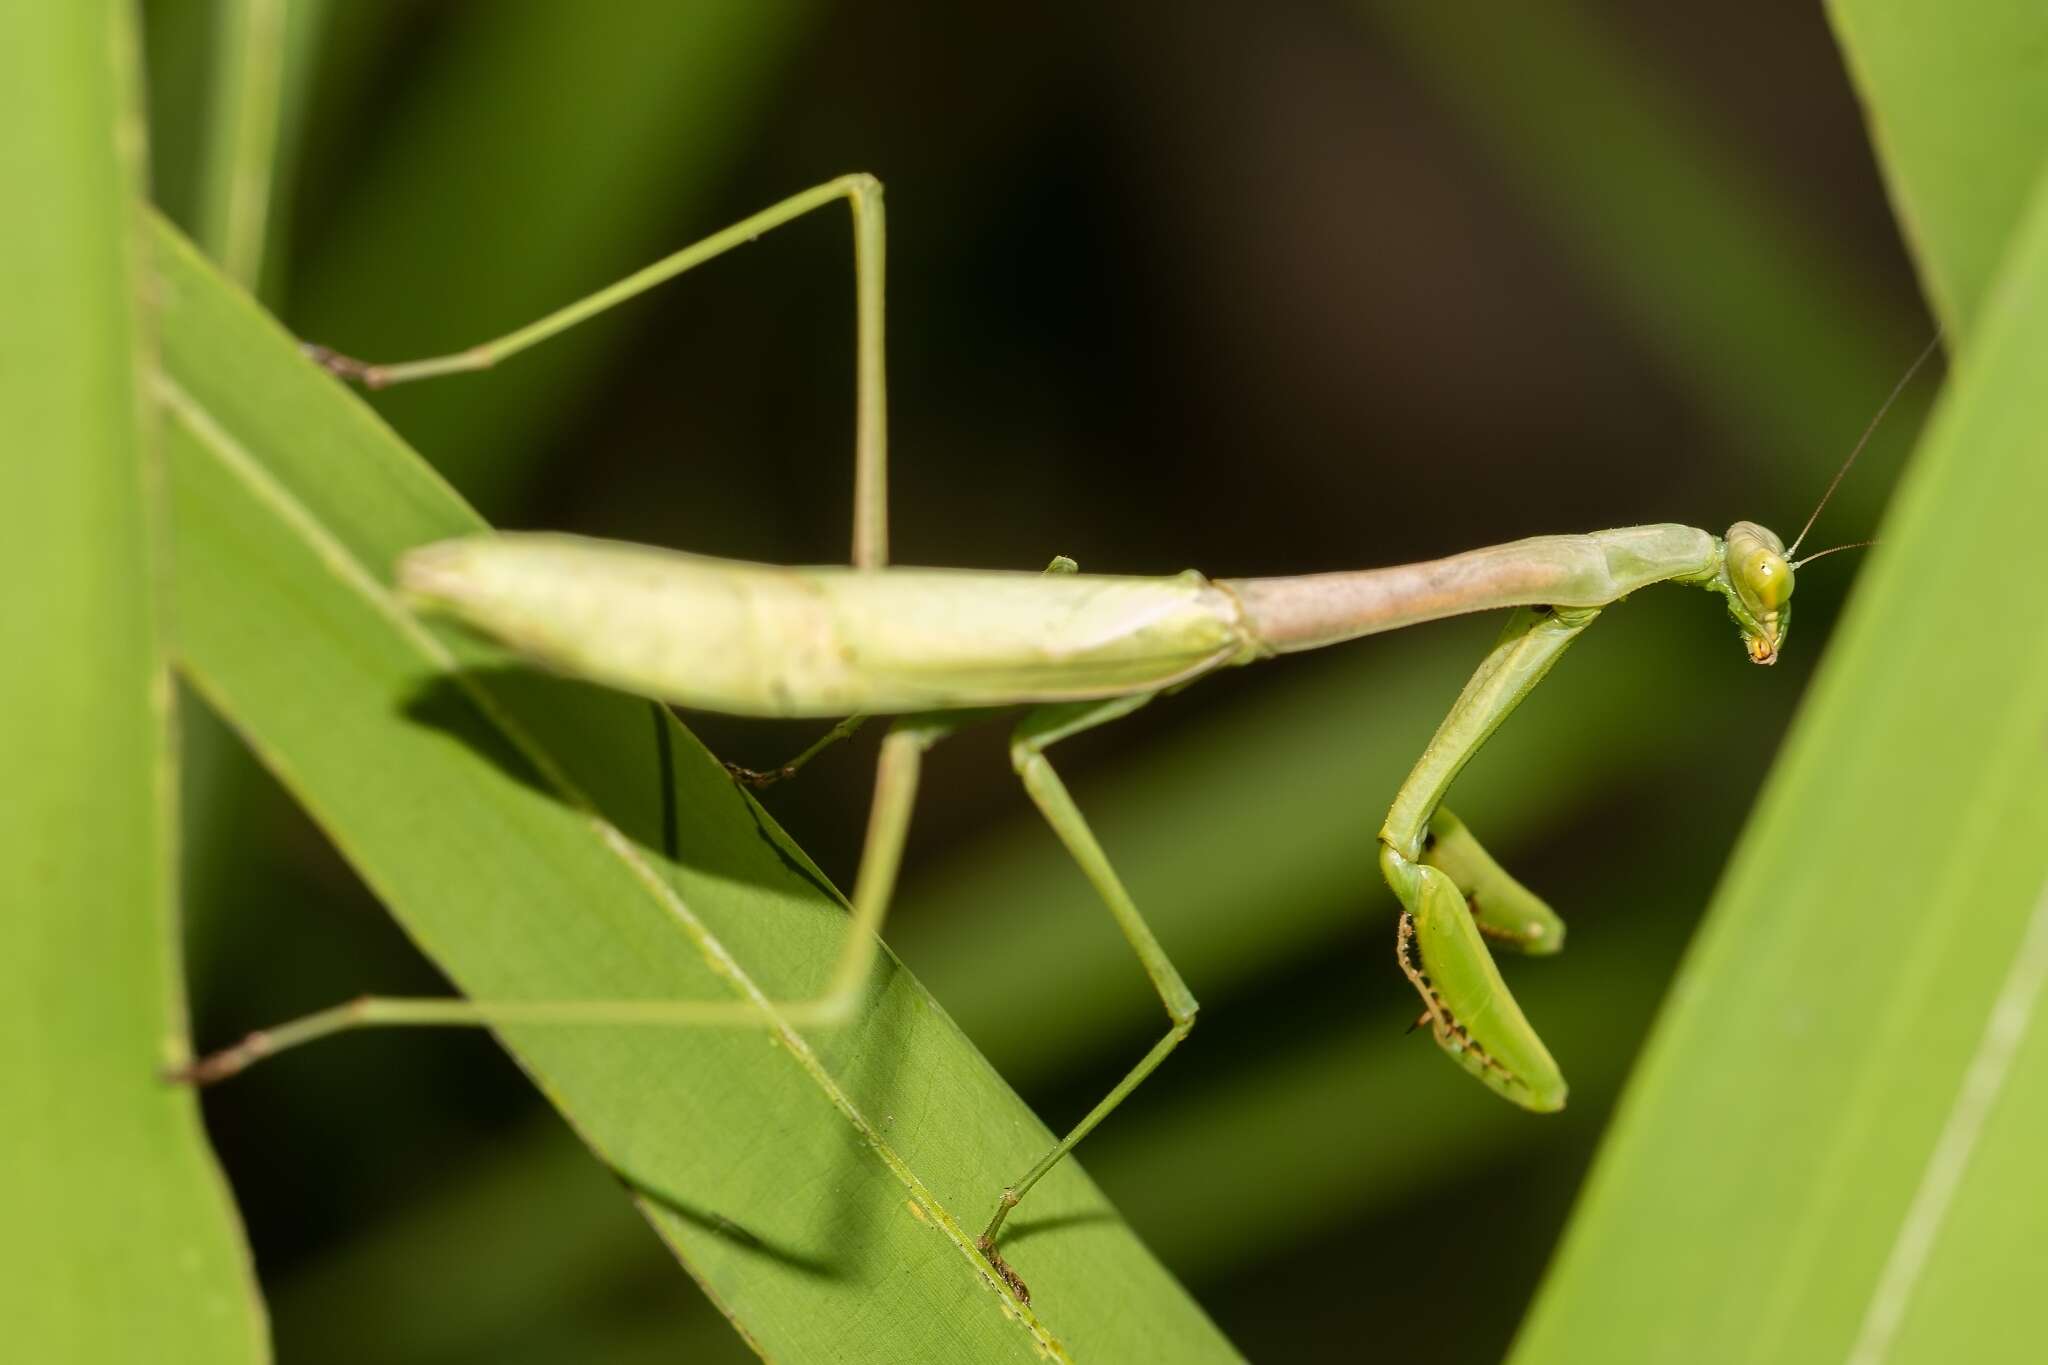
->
[1378, 604, 1599, 1110]
[1419, 807, 1566, 953]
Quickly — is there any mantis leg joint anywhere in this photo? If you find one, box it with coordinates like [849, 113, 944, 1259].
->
[975, 1233, 1032, 1305]
[299, 341, 389, 389]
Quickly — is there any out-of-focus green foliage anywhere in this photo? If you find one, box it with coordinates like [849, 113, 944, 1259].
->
[193, 0, 285, 288]
[1363, 0, 1914, 492]
[0, 4, 263, 1360]
[1828, 0, 2048, 333]
[284, 0, 823, 511]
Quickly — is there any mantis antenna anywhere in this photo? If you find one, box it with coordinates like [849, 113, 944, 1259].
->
[1786, 329, 1944, 558]
[1791, 538, 1877, 570]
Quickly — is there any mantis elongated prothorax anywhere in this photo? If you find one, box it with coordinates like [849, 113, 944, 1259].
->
[180, 173, 1937, 1302]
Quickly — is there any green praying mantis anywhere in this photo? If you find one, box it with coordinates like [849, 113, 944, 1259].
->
[177, 174, 1935, 1294]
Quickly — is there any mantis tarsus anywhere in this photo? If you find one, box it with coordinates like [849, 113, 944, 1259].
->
[176, 173, 1933, 1297]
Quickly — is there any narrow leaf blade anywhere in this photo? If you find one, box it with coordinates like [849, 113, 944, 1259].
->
[0, 4, 265, 1359]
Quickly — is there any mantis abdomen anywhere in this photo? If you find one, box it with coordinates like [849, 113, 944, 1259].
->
[401, 533, 1261, 716]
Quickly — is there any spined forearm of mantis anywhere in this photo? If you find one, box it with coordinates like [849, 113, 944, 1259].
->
[174, 173, 1932, 1300]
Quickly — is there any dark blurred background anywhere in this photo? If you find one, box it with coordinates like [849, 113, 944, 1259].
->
[144, 2, 1932, 1361]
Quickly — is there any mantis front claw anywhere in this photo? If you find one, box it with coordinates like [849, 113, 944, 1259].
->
[1382, 837, 1567, 1112]
[1373, 604, 1596, 1108]
[1422, 808, 1566, 953]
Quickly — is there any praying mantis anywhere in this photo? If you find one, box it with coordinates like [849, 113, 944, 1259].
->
[177, 174, 1931, 1294]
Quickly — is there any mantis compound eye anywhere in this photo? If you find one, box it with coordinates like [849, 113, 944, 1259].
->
[1724, 521, 1793, 664]
[1740, 544, 1792, 612]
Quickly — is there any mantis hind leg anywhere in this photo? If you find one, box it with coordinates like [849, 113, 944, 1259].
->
[976, 691, 1197, 1279]
[168, 712, 965, 1082]
[302, 173, 892, 569]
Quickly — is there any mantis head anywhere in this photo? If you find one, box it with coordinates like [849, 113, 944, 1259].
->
[1722, 521, 1792, 665]
[1721, 332, 1941, 666]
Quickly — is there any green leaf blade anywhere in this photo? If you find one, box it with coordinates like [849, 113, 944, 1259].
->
[0, 4, 265, 1361]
